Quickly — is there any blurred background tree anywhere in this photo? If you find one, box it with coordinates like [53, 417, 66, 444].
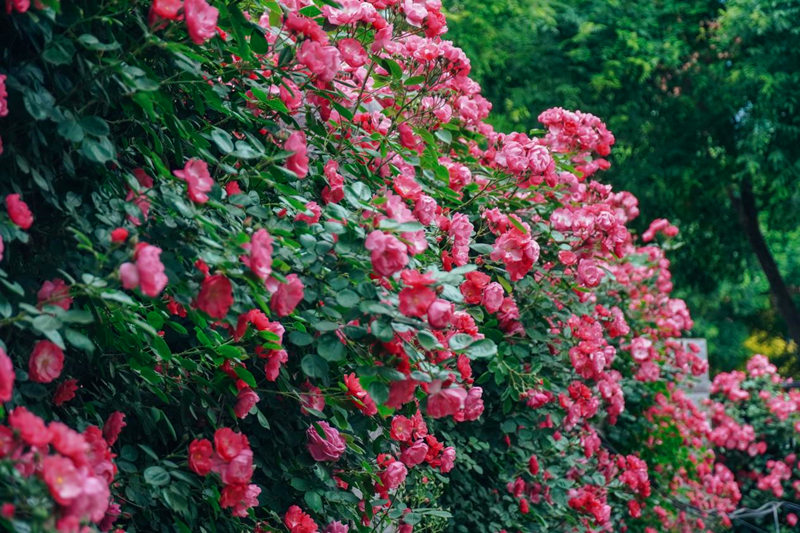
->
[445, 0, 800, 375]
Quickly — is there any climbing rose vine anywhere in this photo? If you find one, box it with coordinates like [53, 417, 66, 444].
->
[1, 0, 789, 532]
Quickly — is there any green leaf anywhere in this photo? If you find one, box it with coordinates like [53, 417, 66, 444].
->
[466, 338, 497, 359]
[57, 120, 85, 143]
[317, 335, 345, 362]
[234, 366, 258, 388]
[301, 354, 329, 379]
[304, 490, 323, 513]
[32, 314, 61, 332]
[334, 290, 359, 308]
[448, 333, 475, 351]
[143, 466, 171, 487]
[80, 116, 111, 137]
[64, 328, 94, 353]
[42, 37, 75, 65]
[81, 137, 116, 164]
[367, 381, 389, 405]
[210, 128, 234, 153]
[250, 29, 269, 54]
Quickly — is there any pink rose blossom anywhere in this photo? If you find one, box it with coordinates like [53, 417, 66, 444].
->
[285, 131, 309, 178]
[482, 282, 504, 313]
[243, 228, 274, 281]
[173, 158, 214, 203]
[426, 298, 453, 329]
[0, 348, 14, 402]
[197, 274, 233, 319]
[307, 421, 346, 462]
[6, 194, 33, 230]
[28, 340, 64, 384]
[270, 273, 304, 316]
[364, 230, 408, 277]
[184, 0, 218, 44]
[37, 278, 72, 310]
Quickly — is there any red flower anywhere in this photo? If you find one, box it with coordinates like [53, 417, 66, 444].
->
[285, 131, 309, 178]
[343, 373, 378, 416]
[188, 438, 213, 476]
[37, 278, 72, 310]
[400, 440, 428, 467]
[234, 387, 259, 419]
[214, 427, 247, 462]
[220, 483, 260, 517]
[184, 0, 218, 44]
[459, 271, 490, 304]
[8, 406, 50, 447]
[426, 299, 453, 329]
[398, 285, 436, 318]
[390, 416, 413, 442]
[53, 379, 79, 406]
[41, 455, 83, 505]
[102, 411, 126, 446]
[5, 194, 33, 230]
[270, 274, 304, 317]
[242, 229, 273, 281]
[121, 243, 168, 297]
[306, 422, 346, 462]
[173, 158, 214, 203]
[196, 274, 233, 319]
[28, 340, 64, 384]
[490, 226, 539, 281]
[110, 227, 128, 243]
[364, 230, 408, 277]
[151, 0, 182, 20]
[426, 383, 467, 419]
[0, 348, 13, 402]
[284, 505, 319, 533]
[221, 448, 254, 485]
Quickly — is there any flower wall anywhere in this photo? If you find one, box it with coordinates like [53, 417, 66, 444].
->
[0, 0, 787, 532]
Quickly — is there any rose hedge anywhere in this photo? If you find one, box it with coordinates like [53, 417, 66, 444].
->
[0, 0, 747, 532]
[708, 355, 800, 531]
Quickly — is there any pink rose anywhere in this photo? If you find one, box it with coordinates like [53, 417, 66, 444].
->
[214, 427, 247, 461]
[307, 421, 346, 462]
[270, 273, 304, 316]
[151, 0, 182, 20]
[184, 0, 218, 44]
[427, 298, 453, 329]
[196, 274, 233, 319]
[41, 456, 83, 505]
[440, 446, 456, 473]
[220, 483, 260, 518]
[0, 348, 14, 402]
[577, 258, 604, 288]
[189, 438, 213, 476]
[234, 387, 259, 418]
[399, 285, 436, 318]
[426, 383, 467, 419]
[364, 230, 408, 277]
[243, 228, 273, 281]
[37, 278, 72, 310]
[400, 440, 429, 467]
[455, 387, 484, 421]
[324, 521, 349, 533]
[379, 460, 407, 490]
[285, 131, 309, 178]
[28, 340, 64, 384]
[481, 282, 504, 313]
[102, 411, 126, 446]
[490, 226, 539, 281]
[337, 38, 367, 68]
[222, 448, 254, 485]
[5, 194, 33, 230]
[173, 158, 214, 203]
[297, 40, 341, 83]
[137, 244, 168, 297]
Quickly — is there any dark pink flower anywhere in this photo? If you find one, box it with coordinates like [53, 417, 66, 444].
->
[270, 274, 304, 317]
[37, 278, 72, 310]
[6, 194, 33, 230]
[220, 483, 260, 518]
[440, 446, 456, 473]
[379, 460, 407, 491]
[110, 228, 128, 243]
[137, 244, 168, 297]
[41, 455, 83, 505]
[243, 229, 273, 281]
[399, 285, 436, 318]
[28, 340, 64, 384]
[307, 421, 346, 462]
[297, 40, 341, 83]
[234, 387, 259, 418]
[102, 411, 126, 446]
[188, 438, 213, 476]
[8, 407, 50, 447]
[338, 38, 367, 68]
[53, 379, 79, 406]
[284, 505, 319, 533]
[427, 299, 453, 329]
[400, 440, 428, 467]
[196, 274, 233, 319]
[184, 0, 218, 44]
[151, 0, 182, 20]
[364, 230, 408, 277]
[173, 158, 214, 203]
[214, 427, 247, 462]
[426, 383, 467, 419]
[0, 348, 13, 402]
[481, 282, 504, 313]
[285, 131, 309, 178]
[221, 448, 254, 485]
